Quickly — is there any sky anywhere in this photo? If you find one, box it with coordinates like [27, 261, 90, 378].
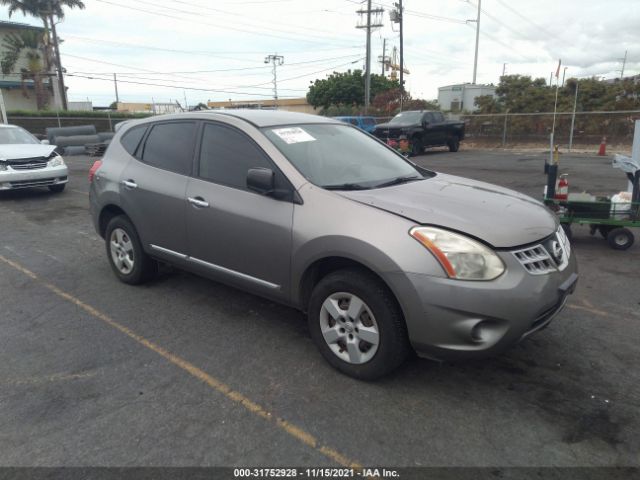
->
[1, 0, 638, 107]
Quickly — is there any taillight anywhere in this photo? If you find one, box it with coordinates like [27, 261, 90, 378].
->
[88, 160, 103, 183]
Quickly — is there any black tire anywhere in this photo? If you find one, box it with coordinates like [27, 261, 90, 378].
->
[561, 223, 572, 242]
[410, 138, 423, 157]
[48, 184, 65, 193]
[606, 227, 634, 250]
[448, 137, 460, 152]
[105, 215, 158, 284]
[307, 268, 410, 380]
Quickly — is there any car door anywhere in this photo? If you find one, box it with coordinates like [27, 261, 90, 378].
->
[430, 111, 448, 145]
[185, 122, 294, 301]
[119, 121, 196, 259]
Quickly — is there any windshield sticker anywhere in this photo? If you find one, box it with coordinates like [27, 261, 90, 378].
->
[272, 127, 316, 144]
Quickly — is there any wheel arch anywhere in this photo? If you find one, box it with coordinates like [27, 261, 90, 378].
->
[297, 255, 404, 319]
[98, 204, 129, 238]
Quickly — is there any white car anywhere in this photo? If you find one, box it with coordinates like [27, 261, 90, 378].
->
[0, 124, 68, 193]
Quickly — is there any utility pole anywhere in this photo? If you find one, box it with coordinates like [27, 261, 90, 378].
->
[569, 83, 579, 152]
[48, 6, 67, 110]
[620, 50, 628, 79]
[264, 54, 284, 108]
[471, 0, 481, 84]
[562, 66, 568, 87]
[381, 38, 386, 75]
[399, 0, 404, 110]
[502, 62, 506, 78]
[356, 2, 384, 113]
[113, 73, 119, 105]
[390, 2, 404, 110]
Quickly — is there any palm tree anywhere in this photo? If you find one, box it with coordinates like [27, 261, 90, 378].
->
[0, 0, 86, 109]
[1, 29, 50, 109]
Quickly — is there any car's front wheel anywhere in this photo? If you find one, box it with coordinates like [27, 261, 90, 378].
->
[307, 269, 410, 380]
[105, 215, 157, 284]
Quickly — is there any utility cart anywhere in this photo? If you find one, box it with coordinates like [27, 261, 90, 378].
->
[544, 119, 640, 250]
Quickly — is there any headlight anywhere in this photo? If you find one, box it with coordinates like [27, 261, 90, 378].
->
[410, 226, 505, 280]
[48, 155, 65, 167]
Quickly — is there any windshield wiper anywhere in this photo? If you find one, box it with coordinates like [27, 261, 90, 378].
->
[322, 183, 370, 191]
[374, 175, 423, 188]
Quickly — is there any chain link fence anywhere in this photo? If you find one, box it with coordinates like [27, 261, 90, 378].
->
[461, 111, 640, 151]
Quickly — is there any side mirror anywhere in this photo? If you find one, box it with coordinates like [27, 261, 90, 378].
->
[41, 139, 50, 145]
[247, 167, 275, 194]
[422, 120, 429, 129]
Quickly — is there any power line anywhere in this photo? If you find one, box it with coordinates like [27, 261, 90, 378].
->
[64, 53, 364, 76]
[63, 34, 363, 57]
[66, 73, 303, 98]
[148, 0, 361, 39]
[94, 0, 357, 48]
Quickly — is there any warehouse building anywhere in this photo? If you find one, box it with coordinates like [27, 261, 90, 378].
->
[438, 83, 496, 112]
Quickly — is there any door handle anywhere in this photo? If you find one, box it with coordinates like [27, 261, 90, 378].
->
[122, 179, 138, 189]
[188, 196, 209, 208]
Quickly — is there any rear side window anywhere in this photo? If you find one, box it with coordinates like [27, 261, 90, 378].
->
[432, 112, 445, 123]
[198, 123, 273, 189]
[120, 125, 146, 156]
[349, 118, 358, 125]
[363, 117, 376, 126]
[141, 122, 196, 175]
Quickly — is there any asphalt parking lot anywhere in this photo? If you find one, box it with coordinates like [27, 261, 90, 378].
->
[0, 148, 638, 469]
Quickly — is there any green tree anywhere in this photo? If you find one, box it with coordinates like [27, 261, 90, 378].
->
[1, 30, 49, 109]
[306, 69, 398, 111]
[371, 88, 438, 115]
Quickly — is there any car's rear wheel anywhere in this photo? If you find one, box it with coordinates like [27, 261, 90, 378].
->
[448, 137, 460, 152]
[48, 184, 65, 193]
[410, 138, 423, 157]
[307, 268, 410, 380]
[105, 215, 157, 284]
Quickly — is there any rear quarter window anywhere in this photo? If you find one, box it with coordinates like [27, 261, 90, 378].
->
[120, 126, 147, 156]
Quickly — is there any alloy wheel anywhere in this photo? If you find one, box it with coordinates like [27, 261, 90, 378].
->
[319, 292, 380, 364]
[109, 227, 135, 275]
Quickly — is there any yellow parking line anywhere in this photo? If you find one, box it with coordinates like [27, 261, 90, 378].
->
[4, 371, 96, 387]
[0, 253, 360, 468]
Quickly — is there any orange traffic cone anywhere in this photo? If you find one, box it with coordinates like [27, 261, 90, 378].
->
[598, 136, 607, 156]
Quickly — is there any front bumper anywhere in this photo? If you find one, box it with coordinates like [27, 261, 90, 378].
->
[386, 248, 578, 361]
[0, 165, 68, 190]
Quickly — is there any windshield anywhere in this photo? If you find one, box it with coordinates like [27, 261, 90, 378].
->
[263, 124, 429, 190]
[388, 111, 423, 125]
[0, 127, 39, 145]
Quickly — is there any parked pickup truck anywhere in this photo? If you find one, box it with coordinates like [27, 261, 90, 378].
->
[373, 110, 465, 156]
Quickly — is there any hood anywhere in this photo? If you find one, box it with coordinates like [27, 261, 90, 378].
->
[338, 173, 557, 248]
[0, 144, 57, 161]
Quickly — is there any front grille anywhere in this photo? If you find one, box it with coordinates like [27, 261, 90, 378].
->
[9, 177, 61, 188]
[512, 227, 571, 276]
[10, 162, 47, 170]
[513, 245, 555, 275]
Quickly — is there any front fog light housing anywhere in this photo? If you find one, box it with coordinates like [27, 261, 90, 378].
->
[410, 226, 505, 280]
[48, 155, 65, 167]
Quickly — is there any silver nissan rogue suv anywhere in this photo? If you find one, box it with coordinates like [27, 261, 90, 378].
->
[89, 110, 578, 379]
